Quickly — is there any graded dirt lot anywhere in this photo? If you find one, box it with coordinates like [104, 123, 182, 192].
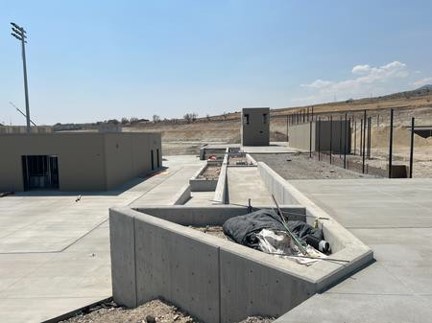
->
[252, 153, 377, 180]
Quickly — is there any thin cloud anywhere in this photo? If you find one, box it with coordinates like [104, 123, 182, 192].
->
[300, 61, 412, 102]
[302, 61, 409, 93]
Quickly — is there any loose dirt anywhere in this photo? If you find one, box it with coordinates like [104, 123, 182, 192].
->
[191, 225, 227, 240]
[197, 165, 221, 181]
[253, 152, 377, 180]
[61, 299, 198, 323]
[61, 298, 273, 323]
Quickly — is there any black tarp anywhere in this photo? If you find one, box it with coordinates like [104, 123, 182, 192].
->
[223, 209, 324, 250]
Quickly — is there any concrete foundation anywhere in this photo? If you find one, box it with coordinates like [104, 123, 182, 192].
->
[213, 149, 229, 204]
[189, 163, 219, 192]
[110, 199, 372, 322]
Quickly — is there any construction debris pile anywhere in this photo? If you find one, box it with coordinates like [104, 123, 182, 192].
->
[223, 209, 330, 265]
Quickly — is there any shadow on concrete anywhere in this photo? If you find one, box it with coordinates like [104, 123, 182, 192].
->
[7, 167, 169, 197]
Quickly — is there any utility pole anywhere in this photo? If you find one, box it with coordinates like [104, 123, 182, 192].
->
[11, 22, 31, 133]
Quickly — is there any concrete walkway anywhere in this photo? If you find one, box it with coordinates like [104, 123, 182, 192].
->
[0, 155, 203, 323]
[185, 191, 215, 206]
[227, 167, 273, 206]
[276, 178, 432, 323]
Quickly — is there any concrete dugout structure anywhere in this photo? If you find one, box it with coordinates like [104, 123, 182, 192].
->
[289, 120, 351, 153]
[0, 132, 161, 192]
[241, 107, 270, 146]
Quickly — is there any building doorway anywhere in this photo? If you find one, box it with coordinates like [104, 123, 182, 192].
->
[151, 150, 154, 170]
[156, 149, 160, 168]
[22, 155, 59, 190]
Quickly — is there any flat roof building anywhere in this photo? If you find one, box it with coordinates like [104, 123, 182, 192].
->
[0, 132, 162, 192]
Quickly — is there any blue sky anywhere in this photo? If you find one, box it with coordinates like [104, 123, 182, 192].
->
[1, 1, 432, 125]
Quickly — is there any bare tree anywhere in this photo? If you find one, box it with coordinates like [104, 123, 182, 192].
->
[183, 112, 198, 123]
[152, 115, 161, 123]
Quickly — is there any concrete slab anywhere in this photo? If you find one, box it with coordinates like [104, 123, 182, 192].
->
[0, 155, 203, 323]
[276, 178, 432, 323]
[185, 191, 215, 205]
[227, 167, 273, 205]
[130, 158, 205, 206]
[242, 142, 299, 154]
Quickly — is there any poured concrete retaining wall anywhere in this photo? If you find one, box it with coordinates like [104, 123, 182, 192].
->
[173, 184, 191, 205]
[257, 161, 373, 273]
[189, 163, 219, 192]
[246, 153, 257, 165]
[213, 149, 229, 204]
[110, 206, 319, 323]
[110, 202, 373, 322]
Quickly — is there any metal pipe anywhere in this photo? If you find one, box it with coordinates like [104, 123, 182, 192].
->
[344, 113, 347, 168]
[367, 117, 372, 159]
[362, 110, 366, 173]
[388, 109, 394, 178]
[309, 120, 312, 158]
[318, 117, 321, 161]
[329, 115, 333, 164]
[360, 119, 363, 156]
[339, 115, 343, 158]
[354, 119, 356, 155]
[409, 117, 415, 178]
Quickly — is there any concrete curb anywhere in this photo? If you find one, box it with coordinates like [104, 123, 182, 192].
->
[213, 148, 229, 204]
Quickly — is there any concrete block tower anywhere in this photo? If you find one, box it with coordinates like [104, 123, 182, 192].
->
[241, 107, 270, 146]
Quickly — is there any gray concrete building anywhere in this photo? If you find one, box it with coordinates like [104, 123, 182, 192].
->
[0, 132, 161, 192]
[288, 120, 351, 153]
[241, 107, 270, 146]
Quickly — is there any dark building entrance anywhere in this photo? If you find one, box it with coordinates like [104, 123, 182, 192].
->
[22, 155, 59, 190]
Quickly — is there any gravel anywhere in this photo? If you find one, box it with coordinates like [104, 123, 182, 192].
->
[252, 152, 376, 180]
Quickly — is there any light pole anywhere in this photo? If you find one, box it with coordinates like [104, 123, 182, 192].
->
[11, 22, 31, 133]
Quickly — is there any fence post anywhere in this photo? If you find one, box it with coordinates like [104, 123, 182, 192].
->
[309, 120, 313, 158]
[367, 117, 372, 159]
[409, 117, 415, 178]
[362, 110, 366, 174]
[344, 112, 347, 168]
[354, 119, 357, 155]
[318, 117, 321, 161]
[329, 115, 333, 164]
[360, 118, 363, 156]
[339, 115, 343, 158]
[388, 109, 394, 178]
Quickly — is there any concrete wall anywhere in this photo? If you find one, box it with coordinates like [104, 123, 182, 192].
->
[110, 167, 374, 323]
[0, 126, 52, 134]
[288, 121, 350, 153]
[0, 132, 161, 191]
[104, 133, 161, 189]
[257, 161, 373, 276]
[213, 148, 229, 204]
[110, 206, 315, 323]
[189, 163, 219, 192]
[0, 133, 106, 191]
[288, 123, 314, 152]
[241, 108, 270, 146]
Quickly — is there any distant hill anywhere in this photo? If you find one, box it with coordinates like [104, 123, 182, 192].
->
[416, 84, 432, 92]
